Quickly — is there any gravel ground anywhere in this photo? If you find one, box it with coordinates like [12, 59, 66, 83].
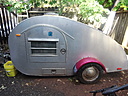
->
[0, 58, 128, 96]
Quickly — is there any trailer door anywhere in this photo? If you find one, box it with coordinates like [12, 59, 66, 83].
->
[25, 26, 67, 63]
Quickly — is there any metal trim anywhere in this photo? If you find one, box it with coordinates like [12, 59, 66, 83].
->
[21, 24, 74, 40]
[28, 38, 59, 42]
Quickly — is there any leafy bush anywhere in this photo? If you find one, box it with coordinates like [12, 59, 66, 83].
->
[96, 0, 128, 11]
[79, 0, 110, 24]
[2, 0, 57, 13]
[114, 0, 128, 11]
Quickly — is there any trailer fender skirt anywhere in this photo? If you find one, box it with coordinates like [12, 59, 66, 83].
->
[74, 57, 106, 73]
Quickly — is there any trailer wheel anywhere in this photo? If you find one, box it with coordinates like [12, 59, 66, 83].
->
[77, 63, 103, 84]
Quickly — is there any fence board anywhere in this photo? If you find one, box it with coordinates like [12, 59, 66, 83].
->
[0, 11, 6, 44]
[9, 12, 13, 30]
[5, 9, 11, 34]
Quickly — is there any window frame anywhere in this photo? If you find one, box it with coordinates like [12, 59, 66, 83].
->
[28, 38, 59, 56]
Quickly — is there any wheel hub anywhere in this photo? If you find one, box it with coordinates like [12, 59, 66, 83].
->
[82, 66, 99, 81]
[85, 67, 96, 77]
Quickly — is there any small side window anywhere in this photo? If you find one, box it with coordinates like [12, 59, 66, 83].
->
[28, 38, 59, 56]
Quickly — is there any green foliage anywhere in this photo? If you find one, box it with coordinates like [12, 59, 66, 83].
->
[0, 0, 8, 3]
[114, 0, 128, 11]
[96, 0, 128, 11]
[96, 0, 115, 8]
[59, 0, 110, 24]
[2, 0, 31, 13]
[5, 0, 31, 13]
[79, 0, 109, 23]
[2, 0, 57, 13]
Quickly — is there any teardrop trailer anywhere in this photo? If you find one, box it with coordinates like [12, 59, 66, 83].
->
[8, 15, 128, 84]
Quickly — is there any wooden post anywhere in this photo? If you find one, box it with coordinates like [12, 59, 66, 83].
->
[122, 26, 128, 47]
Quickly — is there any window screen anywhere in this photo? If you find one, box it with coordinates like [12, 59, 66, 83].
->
[31, 41, 58, 56]
[31, 41, 56, 48]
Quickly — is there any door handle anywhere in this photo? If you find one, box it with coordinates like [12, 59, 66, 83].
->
[60, 48, 66, 55]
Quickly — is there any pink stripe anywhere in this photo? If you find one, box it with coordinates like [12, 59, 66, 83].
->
[76, 57, 106, 72]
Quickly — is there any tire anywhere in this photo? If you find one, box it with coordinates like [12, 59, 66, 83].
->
[77, 63, 103, 84]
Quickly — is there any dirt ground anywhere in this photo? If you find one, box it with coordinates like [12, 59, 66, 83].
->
[0, 59, 128, 96]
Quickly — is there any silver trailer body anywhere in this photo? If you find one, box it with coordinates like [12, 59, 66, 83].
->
[9, 16, 128, 83]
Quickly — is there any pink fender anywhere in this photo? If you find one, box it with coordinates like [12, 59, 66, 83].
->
[74, 57, 106, 73]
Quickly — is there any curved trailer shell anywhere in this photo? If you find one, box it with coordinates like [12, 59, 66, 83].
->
[9, 16, 128, 83]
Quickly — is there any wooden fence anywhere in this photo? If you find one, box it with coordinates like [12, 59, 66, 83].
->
[0, 5, 17, 45]
[110, 11, 128, 45]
